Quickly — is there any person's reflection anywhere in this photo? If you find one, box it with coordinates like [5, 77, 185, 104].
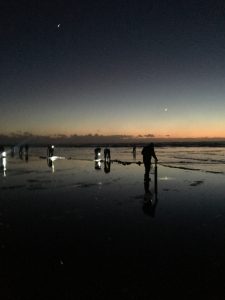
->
[104, 147, 111, 161]
[95, 160, 101, 170]
[142, 162, 158, 217]
[104, 160, 111, 173]
[47, 158, 55, 173]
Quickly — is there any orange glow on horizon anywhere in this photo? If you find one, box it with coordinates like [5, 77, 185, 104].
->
[2, 123, 225, 140]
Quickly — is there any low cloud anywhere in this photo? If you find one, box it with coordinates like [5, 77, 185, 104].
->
[144, 134, 155, 138]
[0, 132, 140, 145]
[1, 132, 224, 146]
[136, 133, 155, 138]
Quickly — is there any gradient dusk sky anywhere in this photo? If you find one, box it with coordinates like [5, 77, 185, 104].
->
[1, 0, 225, 140]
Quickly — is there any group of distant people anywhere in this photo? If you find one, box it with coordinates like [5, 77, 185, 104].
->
[1, 142, 158, 180]
[1, 142, 158, 215]
[0, 144, 30, 161]
[94, 143, 158, 178]
[94, 147, 111, 161]
[19, 144, 29, 160]
[1, 143, 158, 171]
[94, 143, 157, 163]
[94, 147, 111, 173]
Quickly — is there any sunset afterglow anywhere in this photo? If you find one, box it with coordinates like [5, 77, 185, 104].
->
[1, 1, 225, 142]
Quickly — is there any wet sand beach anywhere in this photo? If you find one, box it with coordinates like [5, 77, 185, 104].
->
[0, 147, 225, 299]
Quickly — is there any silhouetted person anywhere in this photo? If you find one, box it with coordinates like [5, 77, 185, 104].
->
[104, 160, 111, 173]
[104, 148, 111, 161]
[25, 144, 29, 154]
[47, 145, 54, 157]
[24, 144, 29, 162]
[11, 145, 15, 157]
[0, 148, 7, 177]
[0, 146, 5, 154]
[94, 147, 101, 160]
[25, 153, 29, 162]
[141, 143, 158, 181]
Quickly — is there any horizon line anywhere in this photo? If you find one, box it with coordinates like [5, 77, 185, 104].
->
[1, 132, 225, 140]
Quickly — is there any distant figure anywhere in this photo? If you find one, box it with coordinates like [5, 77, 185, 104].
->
[104, 147, 111, 161]
[11, 145, 15, 157]
[24, 144, 29, 154]
[94, 147, 101, 160]
[141, 143, 158, 181]
[24, 144, 29, 162]
[0, 146, 5, 154]
[132, 145, 136, 159]
[0, 148, 7, 177]
[47, 145, 54, 157]
[104, 160, 111, 173]
[19, 145, 24, 159]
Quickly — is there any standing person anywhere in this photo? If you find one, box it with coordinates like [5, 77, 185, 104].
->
[24, 144, 29, 161]
[47, 145, 54, 157]
[0, 146, 5, 154]
[132, 145, 136, 159]
[141, 143, 158, 181]
[25, 144, 29, 155]
[94, 147, 101, 160]
[11, 145, 15, 157]
[104, 147, 111, 161]
[19, 145, 24, 159]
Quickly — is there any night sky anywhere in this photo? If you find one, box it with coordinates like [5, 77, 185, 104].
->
[1, 0, 225, 140]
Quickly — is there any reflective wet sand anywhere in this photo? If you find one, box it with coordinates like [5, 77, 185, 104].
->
[0, 147, 225, 299]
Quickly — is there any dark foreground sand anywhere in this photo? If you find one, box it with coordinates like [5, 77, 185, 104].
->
[0, 157, 225, 299]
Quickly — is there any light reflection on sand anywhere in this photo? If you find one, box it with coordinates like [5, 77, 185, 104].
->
[1, 147, 225, 298]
